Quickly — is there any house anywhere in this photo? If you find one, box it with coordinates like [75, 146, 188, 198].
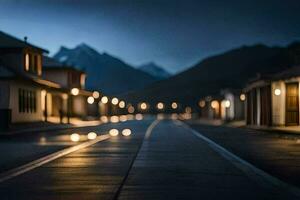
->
[42, 56, 97, 118]
[244, 65, 300, 126]
[220, 89, 246, 121]
[0, 31, 68, 129]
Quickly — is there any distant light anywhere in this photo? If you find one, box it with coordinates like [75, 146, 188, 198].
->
[119, 115, 127, 122]
[128, 105, 135, 113]
[122, 129, 132, 136]
[140, 102, 147, 110]
[240, 94, 246, 101]
[119, 101, 125, 108]
[92, 91, 100, 99]
[71, 88, 79, 96]
[157, 102, 164, 110]
[211, 100, 219, 109]
[70, 133, 80, 142]
[87, 96, 94, 104]
[101, 96, 108, 104]
[221, 100, 231, 108]
[109, 129, 119, 136]
[199, 100, 206, 108]
[274, 89, 281, 96]
[112, 97, 119, 105]
[171, 102, 178, 109]
[110, 115, 119, 123]
[87, 132, 97, 140]
[135, 113, 143, 120]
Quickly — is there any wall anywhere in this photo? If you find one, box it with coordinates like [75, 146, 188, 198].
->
[43, 70, 69, 88]
[271, 81, 286, 126]
[72, 95, 87, 117]
[9, 80, 44, 123]
[0, 81, 10, 109]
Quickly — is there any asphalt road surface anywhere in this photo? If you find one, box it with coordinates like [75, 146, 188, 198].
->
[0, 118, 298, 200]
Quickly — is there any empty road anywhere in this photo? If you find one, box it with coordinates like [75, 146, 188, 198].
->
[0, 118, 298, 199]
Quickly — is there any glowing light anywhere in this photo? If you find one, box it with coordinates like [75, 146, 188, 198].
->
[171, 102, 178, 109]
[211, 100, 219, 109]
[140, 102, 147, 110]
[221, 100, 231, 108]
[92, 91, 100, 99]
[71, 88, 79, 96]
[119, 101, 125, 108]
[122, 129, 132, 136]
[135, 113, 143, 120]
[87, 132, 97, 140]
[240, 94, 246, 101]
[100, 116, 108, 123]
[199, 100, 206, 108]
[112, 97, 119, 105]
[109, 129, 119, 136]
[171, 113, 178, 120]
[87, 96, 95, 104]
[274, 89, 281, 96]
[128, 105, 135, 113]
[70, 133, 80, 142]
[101, 96, 108, 104]
[25, 53, 29, 71]
[157, 102, 164, 110]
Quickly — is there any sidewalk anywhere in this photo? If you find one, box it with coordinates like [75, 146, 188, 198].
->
[1, 117, 102, 136]
[190, 118, 300, 135]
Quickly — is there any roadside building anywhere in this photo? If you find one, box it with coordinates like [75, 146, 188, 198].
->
[220, 89, 246, 121]
[244, 65, 300, 126]
[0, 31, 67, 129]
[42, 56, 96, 119]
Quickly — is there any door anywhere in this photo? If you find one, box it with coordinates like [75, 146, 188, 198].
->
[260, 85, 272, 126]
[286, 83, 299, 126]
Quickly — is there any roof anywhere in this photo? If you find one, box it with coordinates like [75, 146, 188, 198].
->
[0, 31, 48, 53]
[270, 65, 300, 80]
[43, 56, 85, 73]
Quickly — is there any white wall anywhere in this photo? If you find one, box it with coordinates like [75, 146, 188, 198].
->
[9, 81, 44, 123]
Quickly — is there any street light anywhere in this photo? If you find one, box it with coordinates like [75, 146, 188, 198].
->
[240, 94, 246, 101]
[71, 88, 79, 96]
[101, 96, 108, 104]
[140, 102, 147, 110]
[157, 102, 164, 110]
[112, 97, 119, 105]
[87, 96, 95, 104]
[119, 100, 125, 108]
[171, 102, 178, 109]
[198, 100, 206, 108]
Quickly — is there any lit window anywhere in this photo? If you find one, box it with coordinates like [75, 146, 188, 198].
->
[25, 53, 30, 71]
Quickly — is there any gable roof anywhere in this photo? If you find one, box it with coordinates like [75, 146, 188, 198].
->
[0, 31, 48, 53]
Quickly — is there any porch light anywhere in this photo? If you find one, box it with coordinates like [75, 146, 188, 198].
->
[71, 88, 79, 96]
[222, 100, 231, 108]
[240, 94, 246, 101]
[87, 96, 94, 104]
[274, 89, 281, 96]
[211, 100, 219, 109]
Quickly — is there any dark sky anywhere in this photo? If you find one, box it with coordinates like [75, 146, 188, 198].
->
[0, 0, 300, 73]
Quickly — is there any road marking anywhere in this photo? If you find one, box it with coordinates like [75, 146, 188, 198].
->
[145, 119, 160, 139]
[112, 119, 160, 200]
[176, 120, 300, 198]
[0, 134, 110, 183]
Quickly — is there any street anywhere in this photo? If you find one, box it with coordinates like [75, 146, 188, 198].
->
[0, 118, 299, 199]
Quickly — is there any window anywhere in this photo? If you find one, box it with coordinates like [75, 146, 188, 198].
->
[18, 89, 37, 113]
[24, 52, 42, 75]
[24, 54, 30, 71]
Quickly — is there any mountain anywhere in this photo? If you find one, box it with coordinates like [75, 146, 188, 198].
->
[138, 62, 171, 79]
[123, 42, 300, 107]
[53, 43, 159, 95]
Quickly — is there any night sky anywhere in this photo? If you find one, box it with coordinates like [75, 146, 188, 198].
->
[0, 0, 300, 73]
